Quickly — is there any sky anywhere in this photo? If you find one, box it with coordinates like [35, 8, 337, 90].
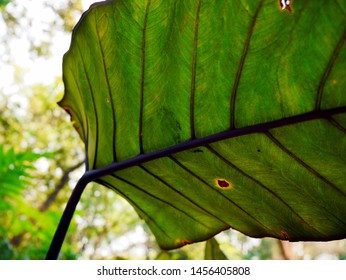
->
[0, 0, 96, 117]
[0, 0, 95, 92]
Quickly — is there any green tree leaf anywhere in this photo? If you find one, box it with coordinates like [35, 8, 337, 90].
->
[0, 0, 10, 8]
[0, 145, 45, 199]
[59, 0, 346, 249]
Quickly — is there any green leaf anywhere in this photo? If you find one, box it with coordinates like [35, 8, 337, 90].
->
[0, 0, 10, 8]
[0, 144, 46, 199]
[205, 238, 228, 260]
[60, 0, 346, 249]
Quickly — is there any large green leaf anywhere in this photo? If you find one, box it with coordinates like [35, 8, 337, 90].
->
[59, 0, 346, 249]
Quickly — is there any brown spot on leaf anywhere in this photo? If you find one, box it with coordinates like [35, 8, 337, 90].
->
[176, 239, 192, 246]
[281, 230, 290, 240]
[332, 79, 337, 85]
[106, 98, 110, 103]
[215, 178, 232, 189]
[63, 107, 72, 118]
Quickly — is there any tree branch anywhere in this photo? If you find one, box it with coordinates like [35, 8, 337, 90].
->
[39, 160, 85, 211]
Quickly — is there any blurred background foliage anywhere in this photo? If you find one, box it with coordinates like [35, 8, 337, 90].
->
[0, 0, 345, 260]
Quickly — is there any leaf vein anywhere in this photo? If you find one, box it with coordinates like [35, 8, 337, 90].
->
[111, 173, 215, 234]
[140, 164, 227, 228]
[95, 11, 117, 161]
[206, 145, 325, 236]
[265, 131, 346, 227]
[327, 116, 346, 134]
[169, 155, 271, 233]
[77, 45, 99, 170]
[100, 178, 173, 240]
[315, 28, 346, 110]
[265, 131, 346, 197]
[190, 0, 202, 139]
[230, 0, 264, 129]
[139, 0, 151, 154]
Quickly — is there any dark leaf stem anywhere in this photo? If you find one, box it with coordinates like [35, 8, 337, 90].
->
[45, 175, 90, 260]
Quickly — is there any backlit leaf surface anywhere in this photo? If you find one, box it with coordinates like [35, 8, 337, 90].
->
[59, 0, 346, 249]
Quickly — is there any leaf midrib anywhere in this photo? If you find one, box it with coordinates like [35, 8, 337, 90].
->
[83, 106, 346, 180]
